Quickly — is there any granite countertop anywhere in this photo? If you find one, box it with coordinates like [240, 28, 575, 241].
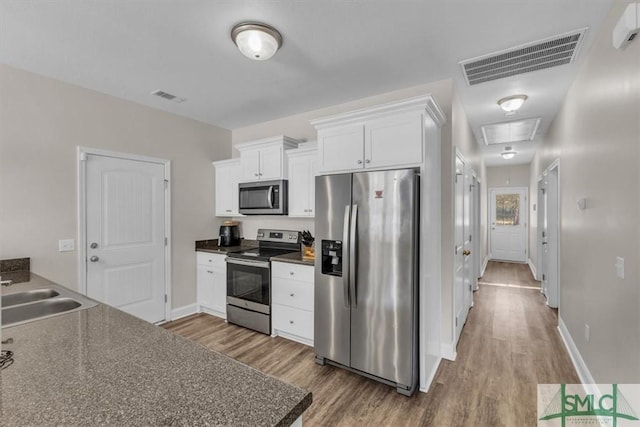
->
[271, 252, 315, 267]
[195, 238, 258, 254]
[1, 274, 311, 426]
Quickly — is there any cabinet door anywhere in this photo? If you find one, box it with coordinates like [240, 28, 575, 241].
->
[215, 162, 240, 216]
[308, 156, 316, 216]
[364, 111, 423, 169]
[240, 149, 261, 182]
[211, 269, 227, 316]
[197, 264, 214, 310]
[287, 155, 311, 217]
[258, 145, 283, 180]
[317, 124, 364, 173]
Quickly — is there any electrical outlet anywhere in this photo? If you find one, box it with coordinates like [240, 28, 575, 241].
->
[585, 324, 590, 343]
[616, 257, 625, 279]
[59, 239, 75, 252]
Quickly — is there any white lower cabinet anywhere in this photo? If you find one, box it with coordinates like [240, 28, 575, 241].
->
[196, 252, 226, 319]
[271, 261, 314, 346]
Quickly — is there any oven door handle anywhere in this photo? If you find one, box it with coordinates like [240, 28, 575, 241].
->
[267, 185, 274, 208]
[225, 257, 270, 269]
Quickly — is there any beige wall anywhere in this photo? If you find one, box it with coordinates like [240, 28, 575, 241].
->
[529, 0, 640, 382]
[486, 164, 530, 188]
[0, 64, 232, 310]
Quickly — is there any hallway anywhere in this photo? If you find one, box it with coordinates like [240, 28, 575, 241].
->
[164, 262, 578, 426]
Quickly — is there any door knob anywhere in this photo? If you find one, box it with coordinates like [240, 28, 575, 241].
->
[463, 250, 471, 256]
[90, 242, 98, 249]
[90, 256, 99, 262]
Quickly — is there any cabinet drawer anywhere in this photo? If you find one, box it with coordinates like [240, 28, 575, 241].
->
[271, 262, 313, 282]
[196, 252, 226, 269]
[272, 304, 313, 341]
[272, 278, 313, 311]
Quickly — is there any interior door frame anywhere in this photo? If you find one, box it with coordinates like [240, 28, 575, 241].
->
[541, 159, 560, 308]
[76, 146, 172, 322]
[488, 186, 529, 262]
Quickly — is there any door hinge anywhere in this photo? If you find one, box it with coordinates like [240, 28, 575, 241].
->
[455, 316, 458, 327]
[164, 179, 169, 189]
[542, 231, 546, 238]
[80, 152, 88, 161]
[542, 274, 546, 281]
[469, 234, 472, 242]
[164, 237, 168, 246]
[469, 284, 473, 291]
[165, 294, 168, 303]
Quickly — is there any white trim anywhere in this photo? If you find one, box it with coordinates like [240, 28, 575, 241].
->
[272, 330, 313, 347]
[77, 146, 172, 323]
[481, 256, 489, 277]
[440, 342, 457, 361]
[310, 94, 447, 129]
[527, 258, 537, 280]
[558, 317, 595, 385]
[171, 303, 199, 321]
[200, 307, 226, 320]
[419, 357, 442, 394]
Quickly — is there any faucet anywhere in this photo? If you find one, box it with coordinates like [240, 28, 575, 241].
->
[1, 279, 13, 287]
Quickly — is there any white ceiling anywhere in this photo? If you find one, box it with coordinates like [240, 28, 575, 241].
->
[0, 0, 613, 166]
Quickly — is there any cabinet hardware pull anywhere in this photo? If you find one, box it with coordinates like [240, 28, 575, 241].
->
[365, 159, 371, 163]
[226, 209, 231, 212]
[357, 160, 363, 164]
[207, 270, 213, 274]
[289, 271, 294, 275]
[254, 173, 259, 176]
[290, 293, 295, 297]
[289, 320, 294, 324]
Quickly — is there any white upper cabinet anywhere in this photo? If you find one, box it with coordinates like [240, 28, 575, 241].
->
[286, 145, 317, 217]
[212, 158, 241, 217]
[311, 95, 447, 174]
[236, 136, 300, 182]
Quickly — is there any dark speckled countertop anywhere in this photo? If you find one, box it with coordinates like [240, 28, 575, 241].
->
[271, 252, 315, 267]
[0, 273, 311, 426]
[195, 238, 258, 254]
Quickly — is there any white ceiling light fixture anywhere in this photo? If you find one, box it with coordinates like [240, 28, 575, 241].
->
[501, 146, 517, 160]
[498, 94, 528, 113]
[231, 22, 283, 61]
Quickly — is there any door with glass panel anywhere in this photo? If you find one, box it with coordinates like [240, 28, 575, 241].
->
[489, 187, 528, 262]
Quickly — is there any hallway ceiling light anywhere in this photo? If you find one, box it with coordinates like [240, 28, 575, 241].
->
[498, 94, 528, 113]
[231, 22, 282, 61]
[501, 146, 517, 160]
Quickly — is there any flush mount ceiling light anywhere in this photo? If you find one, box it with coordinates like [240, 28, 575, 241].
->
[231, 22, 282, 61]
[498, 94, 528, 113]
[501, 146, 517, 160]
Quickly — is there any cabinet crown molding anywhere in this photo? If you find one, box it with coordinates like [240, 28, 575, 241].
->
[310, 94, 447, 129]
[212, 158, 240, 166]
[235, 135, 301, 151]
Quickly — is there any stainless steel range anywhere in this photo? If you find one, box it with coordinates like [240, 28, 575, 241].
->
[225, 229, 300, 334]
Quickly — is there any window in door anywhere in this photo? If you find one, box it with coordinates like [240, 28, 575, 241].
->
[495, 193, 520, 226]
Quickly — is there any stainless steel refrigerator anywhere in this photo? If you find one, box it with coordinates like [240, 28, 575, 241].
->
[314, 168, 419, 396]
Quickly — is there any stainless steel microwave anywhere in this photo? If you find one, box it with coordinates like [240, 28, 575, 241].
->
[238, 180, 288, 215]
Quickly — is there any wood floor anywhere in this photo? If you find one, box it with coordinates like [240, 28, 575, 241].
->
[163, 262, 578, 426]
[480, 260, 541, 288]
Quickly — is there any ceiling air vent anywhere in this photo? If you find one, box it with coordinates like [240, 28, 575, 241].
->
[482, 118, 541, 145]
[460, 28, 587, 86]
[151, 90, 186, 103]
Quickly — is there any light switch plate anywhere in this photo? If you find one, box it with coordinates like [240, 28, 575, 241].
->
[59, 239, 75, 252]
[616, 256, 625, 279]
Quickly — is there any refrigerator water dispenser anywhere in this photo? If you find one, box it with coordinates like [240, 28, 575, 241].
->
[321, 240, 342, 276]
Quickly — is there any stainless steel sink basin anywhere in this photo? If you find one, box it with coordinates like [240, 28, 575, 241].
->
[1, 289, 60, 307]
[1, 283, 98, 328]
[3, 298, 82, 325]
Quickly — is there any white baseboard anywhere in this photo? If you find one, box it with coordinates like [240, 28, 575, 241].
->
[558, 317, 595, 385]
[527, 258, 537, 280]
[419, 357, 442, 393]
[480, 256, 489, 277]
[171, 303, 199, 321]
[440, 342, 457, 361]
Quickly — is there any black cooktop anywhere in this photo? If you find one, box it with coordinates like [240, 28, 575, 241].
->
[226, 247, 297, 262]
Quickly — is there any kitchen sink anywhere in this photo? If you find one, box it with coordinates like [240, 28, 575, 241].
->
[1, 289, 60, 307]
[1, 283, 98, 328]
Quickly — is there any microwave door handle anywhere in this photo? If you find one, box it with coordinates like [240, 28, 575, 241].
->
[343, 204, 351, 309]
[267, 185, 274, 208]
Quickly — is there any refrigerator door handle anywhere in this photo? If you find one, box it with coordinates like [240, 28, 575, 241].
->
[349, 204, 358, 308]
[342, 204, 351, 309]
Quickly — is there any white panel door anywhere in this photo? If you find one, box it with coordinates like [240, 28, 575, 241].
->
[240, 149, 261, 181]
[454, 154, 468, 343]
[288, 155, 311, 217]
[86, 154, 166, 323]
[463, 168, 473, 310]
[259, 145, 283, 180]
[489, 187, 528, 262]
